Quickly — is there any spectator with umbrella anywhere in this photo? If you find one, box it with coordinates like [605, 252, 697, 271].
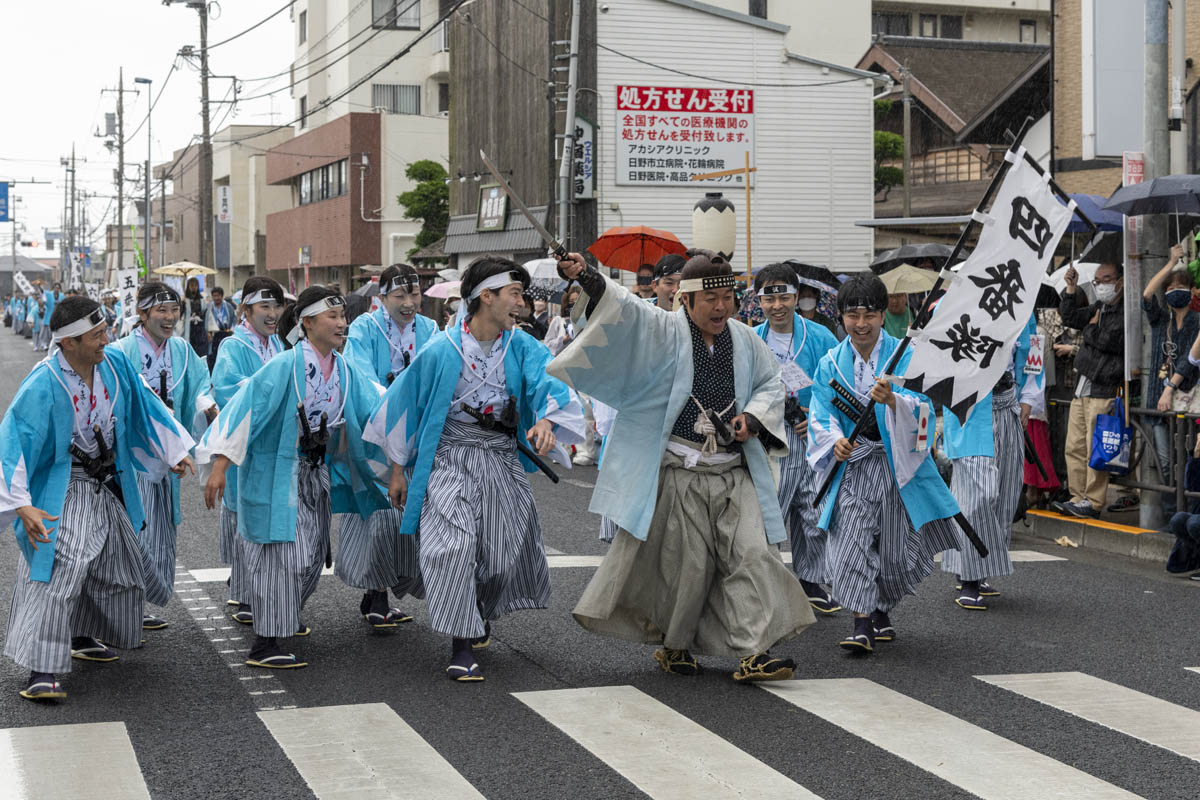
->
[786, 261, 840, 336]
[587, 225, 688, 299]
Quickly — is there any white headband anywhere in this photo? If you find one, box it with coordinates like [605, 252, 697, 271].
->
[298, 295, 345, 319]
[381, 274, 419, 296]
[467, 271, 523, 302]
[138, 291, 180, 310]
[759, 284, 798, 296]
[678, 274, 738, 294]
[51, 309, 106, 343]
[241, 290, 280, 307]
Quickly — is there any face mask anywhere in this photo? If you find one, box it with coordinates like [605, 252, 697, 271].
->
[797, 297, 818, 312]
[1166, 289, 1192, 308]
[1094, 283, 1118, 303]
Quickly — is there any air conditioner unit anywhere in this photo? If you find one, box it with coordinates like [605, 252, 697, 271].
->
[438, 110, 449, 118]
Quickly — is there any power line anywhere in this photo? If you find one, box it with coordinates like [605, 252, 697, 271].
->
[209, 0, 295, 49]
[219, 0, 468, 148]
[595, 42, 874, 88]
[123, 61, 178, 145]
[464, 16, 547, 84]
[235, 0, 424, 102]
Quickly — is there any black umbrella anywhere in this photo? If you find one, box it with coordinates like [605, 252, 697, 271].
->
[353, 281, 379, 298]
[784, 261, 839, 293]
[1103, 175, 1200, 216]
[868, 243, 967, 275]
[1077, 231, 1123, 265]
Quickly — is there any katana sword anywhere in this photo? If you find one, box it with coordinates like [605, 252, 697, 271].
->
[479, 149, 568, 261]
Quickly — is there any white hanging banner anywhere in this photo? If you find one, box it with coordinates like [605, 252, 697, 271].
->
[85, 282, 100, 302]
[900, 154, 1073, 423]
[12, 269, 34, 296]
[114, 268, 139, 332]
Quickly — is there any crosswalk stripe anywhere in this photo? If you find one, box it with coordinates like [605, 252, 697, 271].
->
[978, 672, 1200, 762]
[760, 678, 1141, 800]
[1186, 667, 1200, 676]
[258, 703, 484, 799]
[933, 550, 1067, 563]
[513, 685, 823, 799]
[188, 548, 1066, 583]
[0, 722, 151, 799]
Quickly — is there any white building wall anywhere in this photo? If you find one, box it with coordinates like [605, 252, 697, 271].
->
[596, 0, 877, 274]
[376, 111, 449, 266]
[294, 0, 447, 129]
[873, 1, 1051, 42]
[699, 0, 873, 67]
[213, 126, 295, 269]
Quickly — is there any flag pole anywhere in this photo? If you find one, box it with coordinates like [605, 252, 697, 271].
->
[811, 116, 1077, 556]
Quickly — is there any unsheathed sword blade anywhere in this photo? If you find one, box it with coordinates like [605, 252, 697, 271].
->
[479, 149, 567, 259]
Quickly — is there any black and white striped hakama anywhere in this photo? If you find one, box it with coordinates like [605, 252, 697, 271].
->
[237, 461, 330, 638]
[135, 473, 177, 607]
[778, 427, 828, 584]
[826, 443, 959, 616]
[335, 508, 423, 599]
[418, 419, 550, 640]
[4, 470, 147, 673]
[574, 448, 814, 658]
[221, 507, 249, 605]
[942, 387, 1023, 581]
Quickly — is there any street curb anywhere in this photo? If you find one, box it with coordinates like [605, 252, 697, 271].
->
[1013, 510, 1174, 564]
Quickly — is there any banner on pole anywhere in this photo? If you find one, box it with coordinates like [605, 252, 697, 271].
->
[85, 283, 100, 302]
[899, 152, 1073, 423]
[1122, 150, 1144, 385]
[115, 268, 139, 333]
[12, 270, 34, 296]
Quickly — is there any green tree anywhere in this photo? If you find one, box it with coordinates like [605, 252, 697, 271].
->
[873, 100, 904, 200]
[396, 160, 449, 256]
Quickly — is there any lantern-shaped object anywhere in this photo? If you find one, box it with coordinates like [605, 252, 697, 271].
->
[692, 192, 736, 261]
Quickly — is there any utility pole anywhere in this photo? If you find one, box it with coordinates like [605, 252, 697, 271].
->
[1141, 0, 1170, 530]
[69, 145, 77, 257]
[160, 170, 167, 268]
[555, 0, 580, 248]
[200, 1, 213, 270]
[1170, 0, 1188, 173]
[902, 68, 912, 219]
[102, 67, 128, 277]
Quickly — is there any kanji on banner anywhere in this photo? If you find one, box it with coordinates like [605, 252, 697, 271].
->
[12, 270, 34, 296]
[114, 268, 139, 333]
[899, 152, 1073, 423]
[616, 85, 755, 187]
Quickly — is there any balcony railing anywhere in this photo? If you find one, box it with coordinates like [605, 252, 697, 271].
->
[883, 145, 1001, 187]
[434, 19, 449, 53]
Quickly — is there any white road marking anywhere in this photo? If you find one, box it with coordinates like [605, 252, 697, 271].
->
[190, 565, 334, 582]
[933, 550, 1067, 563]
[545, 555, 604, 568]
[258, 703, 485, 799]
[0, 722, 151, 799]
[761, 678, 1141, 800]
[978, 672, 1200, 762]
[514, 685, 823, 799]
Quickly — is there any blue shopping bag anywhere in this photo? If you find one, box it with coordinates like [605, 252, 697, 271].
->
[1088, 396, 1132, 475]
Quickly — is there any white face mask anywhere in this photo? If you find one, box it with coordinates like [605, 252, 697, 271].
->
[1094, 283, 1117, 303]
[797, 297, 818, 312]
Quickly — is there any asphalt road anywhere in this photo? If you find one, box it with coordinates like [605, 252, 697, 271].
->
[0, 328, 1197, 800]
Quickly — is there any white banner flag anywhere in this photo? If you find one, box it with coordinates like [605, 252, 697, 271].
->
[85, 282, 100, 302]
[69, 254, 83, 290]
[12, 270, 34, 296]
[900, 150, 1073, 423]
[114, 268, 139, 334]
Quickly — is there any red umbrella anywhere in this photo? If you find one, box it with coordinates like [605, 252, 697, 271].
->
[586, 225, 687, 273]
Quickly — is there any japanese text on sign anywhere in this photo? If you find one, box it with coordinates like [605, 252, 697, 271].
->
[616, 85, 755, 187]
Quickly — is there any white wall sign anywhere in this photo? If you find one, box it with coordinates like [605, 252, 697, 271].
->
[217, 185, 233, 225]
[114, 268, 139, 330]
[615, 85, 755, 187]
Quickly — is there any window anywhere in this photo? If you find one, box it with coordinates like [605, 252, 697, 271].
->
[748, 0, 767, 19]
[299, 95, 307, 129]
[164, 220, 173, 242]
[298, 10, 307, 44]
[438, 82, 450, 114]
[940, 15, 962, 39]
[1019, 18, 1037, 43]
[372, 0, 420, 29]
[871, 11, 910, 37]
[919, 14, 937, 37]
[296, 160, 349, 206]
[177, 215, 184, 242]
[372, 83, 421, 115]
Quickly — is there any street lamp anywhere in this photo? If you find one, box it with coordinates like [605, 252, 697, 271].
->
[134, 76, 152, 272]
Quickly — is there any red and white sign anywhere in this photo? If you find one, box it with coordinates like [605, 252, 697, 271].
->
[615, 85, 755, 187]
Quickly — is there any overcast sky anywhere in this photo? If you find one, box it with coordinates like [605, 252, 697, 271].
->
[0, 1, 294, 258]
